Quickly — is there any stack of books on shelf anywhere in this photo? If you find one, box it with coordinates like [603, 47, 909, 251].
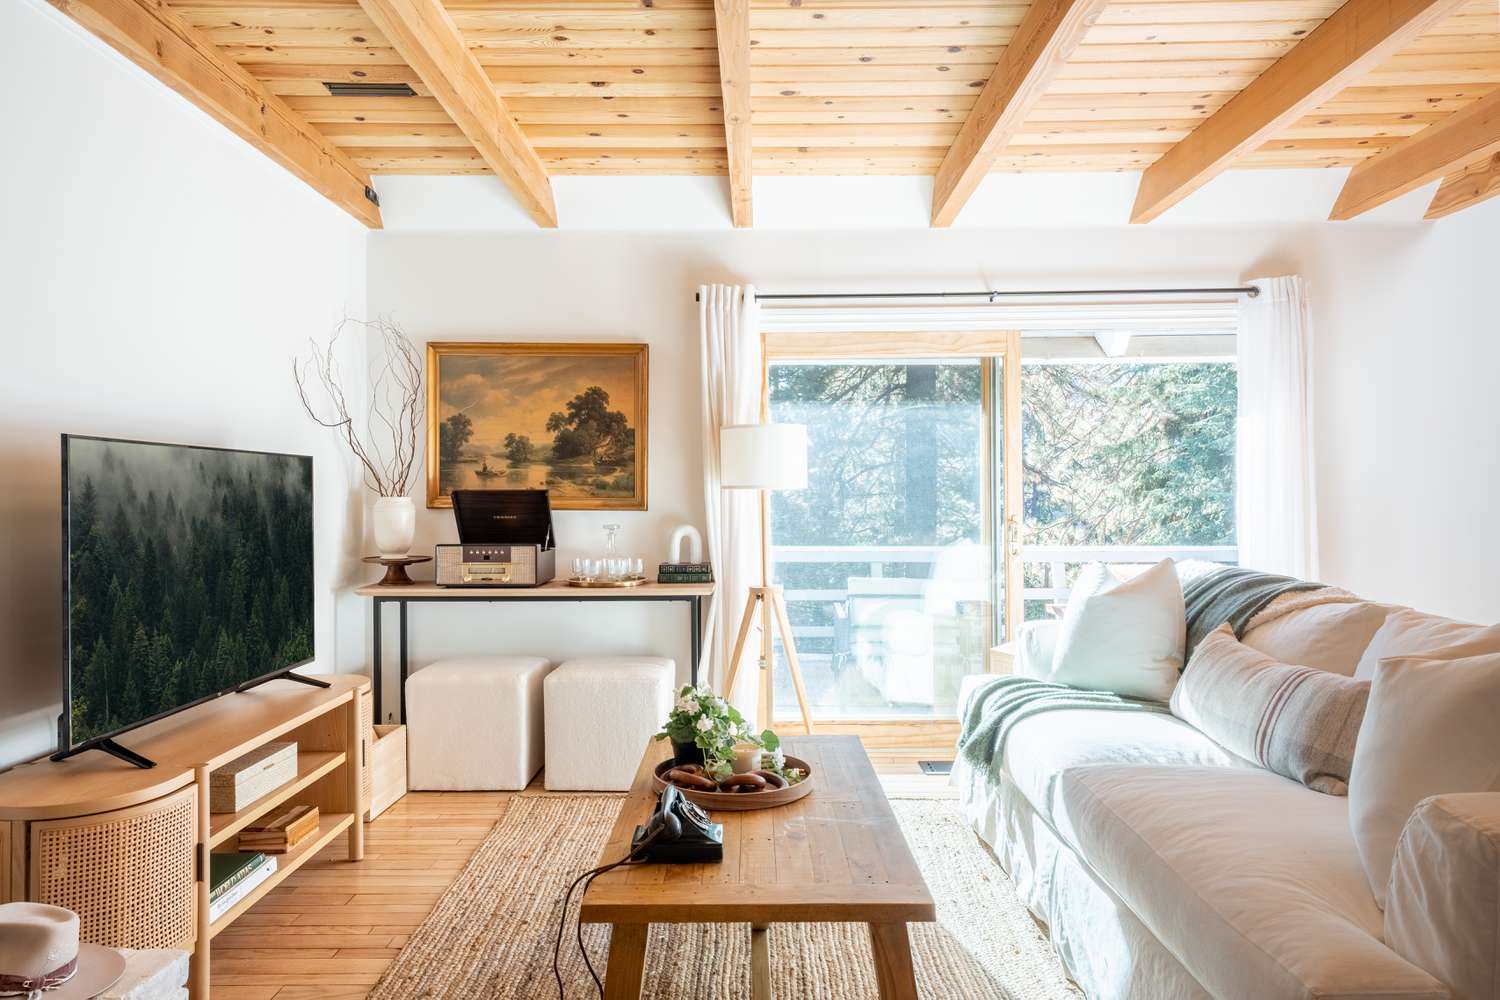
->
[209, 851, 277, 922]
[238, 804, 320, 854]
[657, 562, 713, 584]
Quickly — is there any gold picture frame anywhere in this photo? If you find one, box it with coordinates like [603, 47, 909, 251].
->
[426, 342, 648, 510]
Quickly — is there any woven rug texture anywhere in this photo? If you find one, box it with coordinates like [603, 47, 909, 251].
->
[368, 794, 1080, 1000]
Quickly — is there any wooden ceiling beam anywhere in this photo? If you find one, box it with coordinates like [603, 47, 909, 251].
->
[929, 0, 1109, 228]
[49, 0, 381, 228]
[1425, 151, 1500, 219]
[356, 0, 556, 227]
[1130, 0, 1468, 225]
[714, 0, 752, 227]
[1331, 85, 1500, 219]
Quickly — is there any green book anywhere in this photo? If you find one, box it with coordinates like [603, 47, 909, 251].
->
[210, 852, 268, 901]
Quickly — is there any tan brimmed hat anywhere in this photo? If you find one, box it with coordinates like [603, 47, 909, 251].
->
[0, 903, 125, 999]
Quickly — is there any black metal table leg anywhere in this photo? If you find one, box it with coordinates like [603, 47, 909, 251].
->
[372, 599, 383, 724]
[689, 595, 702, 687]
[398, 600, 409, 725]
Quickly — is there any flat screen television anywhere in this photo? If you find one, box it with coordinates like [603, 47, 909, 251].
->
[57, 435, 318, 767]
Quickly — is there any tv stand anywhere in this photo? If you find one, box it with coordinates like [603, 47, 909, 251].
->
[49, 736, 157, 770]
[236, 669, 331, 694]
[1, 675, 369, 1000]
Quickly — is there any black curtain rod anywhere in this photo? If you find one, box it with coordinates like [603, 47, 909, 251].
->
[694, 286, 1258, 302]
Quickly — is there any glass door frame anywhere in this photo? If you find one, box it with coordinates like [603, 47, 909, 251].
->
[760, 329, 1024, 746]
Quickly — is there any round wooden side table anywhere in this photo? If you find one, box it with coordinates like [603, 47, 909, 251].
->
[362, 555, 432, 586]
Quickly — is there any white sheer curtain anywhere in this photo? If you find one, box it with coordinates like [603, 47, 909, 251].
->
[699, 285, 764, 718]
[1238, 275, 1319, 579]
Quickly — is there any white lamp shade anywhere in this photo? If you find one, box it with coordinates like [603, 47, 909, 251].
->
[720, 423, 808, 490]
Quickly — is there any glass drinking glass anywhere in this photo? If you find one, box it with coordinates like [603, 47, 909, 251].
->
[630, 557, 644, 578]
[571, 557, 586, 580]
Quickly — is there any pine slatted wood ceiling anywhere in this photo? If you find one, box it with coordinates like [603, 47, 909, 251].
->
[84, 0, 1500, 225]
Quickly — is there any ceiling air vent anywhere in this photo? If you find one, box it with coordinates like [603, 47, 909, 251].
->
[323, 82, 417, 97]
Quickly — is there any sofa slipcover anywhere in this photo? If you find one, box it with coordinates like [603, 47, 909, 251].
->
[1060, 764, 1448, 1000]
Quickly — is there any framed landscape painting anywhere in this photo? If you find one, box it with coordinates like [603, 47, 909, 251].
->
[426, 342, 648, 510]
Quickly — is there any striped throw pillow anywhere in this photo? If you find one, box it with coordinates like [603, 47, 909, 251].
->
[1171, 624, 1370, 795]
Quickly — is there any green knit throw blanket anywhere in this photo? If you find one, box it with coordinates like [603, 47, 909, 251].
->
[956, 676, 1171, 777]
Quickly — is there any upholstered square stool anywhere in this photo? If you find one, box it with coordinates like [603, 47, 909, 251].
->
[406, 655, 554, 790]
[544, 656, 676, 790]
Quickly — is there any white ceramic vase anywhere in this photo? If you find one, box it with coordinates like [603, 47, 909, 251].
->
[372, 496, 416, 558]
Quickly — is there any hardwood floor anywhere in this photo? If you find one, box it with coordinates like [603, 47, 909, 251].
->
[211, 759, 954, 999]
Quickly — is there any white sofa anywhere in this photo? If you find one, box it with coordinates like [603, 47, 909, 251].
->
[956, 598, 1500, 1000]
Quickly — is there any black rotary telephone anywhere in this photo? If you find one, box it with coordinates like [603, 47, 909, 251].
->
[553, 786, 725, 998]
[631, 785, 724, 864]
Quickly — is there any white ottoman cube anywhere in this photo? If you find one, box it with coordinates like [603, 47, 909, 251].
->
[544, 657, 675, 790]
[406, 655, 554, 790]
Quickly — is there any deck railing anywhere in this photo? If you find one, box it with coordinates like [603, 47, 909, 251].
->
[770, 543, 1237, 641]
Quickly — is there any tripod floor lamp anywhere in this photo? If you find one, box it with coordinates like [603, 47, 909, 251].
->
[719, 422, 816, 734]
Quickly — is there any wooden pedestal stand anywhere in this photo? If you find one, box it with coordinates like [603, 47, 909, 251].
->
[362, 554, 431, 586]
[721, 585, 815, 735]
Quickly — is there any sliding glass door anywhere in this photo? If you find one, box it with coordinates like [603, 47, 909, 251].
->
[763, 332, 1022, 729]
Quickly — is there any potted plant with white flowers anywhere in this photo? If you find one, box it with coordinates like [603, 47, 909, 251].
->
[655, 685, 789, 781]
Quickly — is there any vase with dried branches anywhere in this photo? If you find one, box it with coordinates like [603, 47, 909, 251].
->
[295, 317, 423, 557]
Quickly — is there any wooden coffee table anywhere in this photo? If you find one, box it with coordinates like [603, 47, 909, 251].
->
[580, 735, 936, 999]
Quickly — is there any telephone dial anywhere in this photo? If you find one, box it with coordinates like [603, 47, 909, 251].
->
[631, 784, 724, 863]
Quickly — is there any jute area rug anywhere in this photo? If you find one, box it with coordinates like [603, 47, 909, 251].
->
[369, 795, 1080, 1000]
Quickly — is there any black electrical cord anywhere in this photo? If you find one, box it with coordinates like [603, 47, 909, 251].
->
[553, 830, 661, 1000]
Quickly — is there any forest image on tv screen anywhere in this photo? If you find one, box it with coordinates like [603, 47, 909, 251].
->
[66, 438, 314, 746]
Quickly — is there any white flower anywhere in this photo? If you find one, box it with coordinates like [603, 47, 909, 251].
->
[770, 747, 786, 769]
[694, 716, 714, 733]
[676, 696, 700, 715]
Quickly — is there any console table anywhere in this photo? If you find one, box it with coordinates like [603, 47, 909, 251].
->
[0, 675, 368, 1000]
[354, 580, 715, 724]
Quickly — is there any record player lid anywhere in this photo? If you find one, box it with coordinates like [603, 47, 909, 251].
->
[451, 489, 555, 547]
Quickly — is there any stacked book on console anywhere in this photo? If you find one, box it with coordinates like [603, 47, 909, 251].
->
[209, 851, 277, 922]
[657, 562, 713, 584]
[237, 803, 320, 854]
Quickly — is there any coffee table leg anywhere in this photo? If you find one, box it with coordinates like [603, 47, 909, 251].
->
[868, 922, 918, 1000]
[604, 922, 649, 1000]
[751, 923, 771, 1000]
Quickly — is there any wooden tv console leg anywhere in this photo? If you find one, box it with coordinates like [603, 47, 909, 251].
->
[346, 701, 365, 861]
[192, 766, 210, 1000]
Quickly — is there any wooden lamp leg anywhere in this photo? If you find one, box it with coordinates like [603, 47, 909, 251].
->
[769, 588, 815, 735]
[721, 588, 762, 702]
[759, 589, 775, 730]
[723, 585, 816, 735]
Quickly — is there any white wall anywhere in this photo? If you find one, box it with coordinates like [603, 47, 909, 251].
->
[1303, 207, 1500, 624]
[0, 0, 370, 769]
[369, 210, 1500, 694]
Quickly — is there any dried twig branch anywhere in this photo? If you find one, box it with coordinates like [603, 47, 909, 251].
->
[294, 316, 423, 497]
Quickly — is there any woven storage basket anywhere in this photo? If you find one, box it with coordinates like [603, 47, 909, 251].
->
[210, 741, 297, 813]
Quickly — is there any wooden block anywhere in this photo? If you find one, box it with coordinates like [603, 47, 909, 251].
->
[238, 804, 321, 854]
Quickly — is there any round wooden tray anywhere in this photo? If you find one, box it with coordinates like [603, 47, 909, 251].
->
[652, 756, 814, 812]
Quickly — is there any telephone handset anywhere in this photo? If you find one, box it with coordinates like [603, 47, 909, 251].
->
[631, 784, 724, 864]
